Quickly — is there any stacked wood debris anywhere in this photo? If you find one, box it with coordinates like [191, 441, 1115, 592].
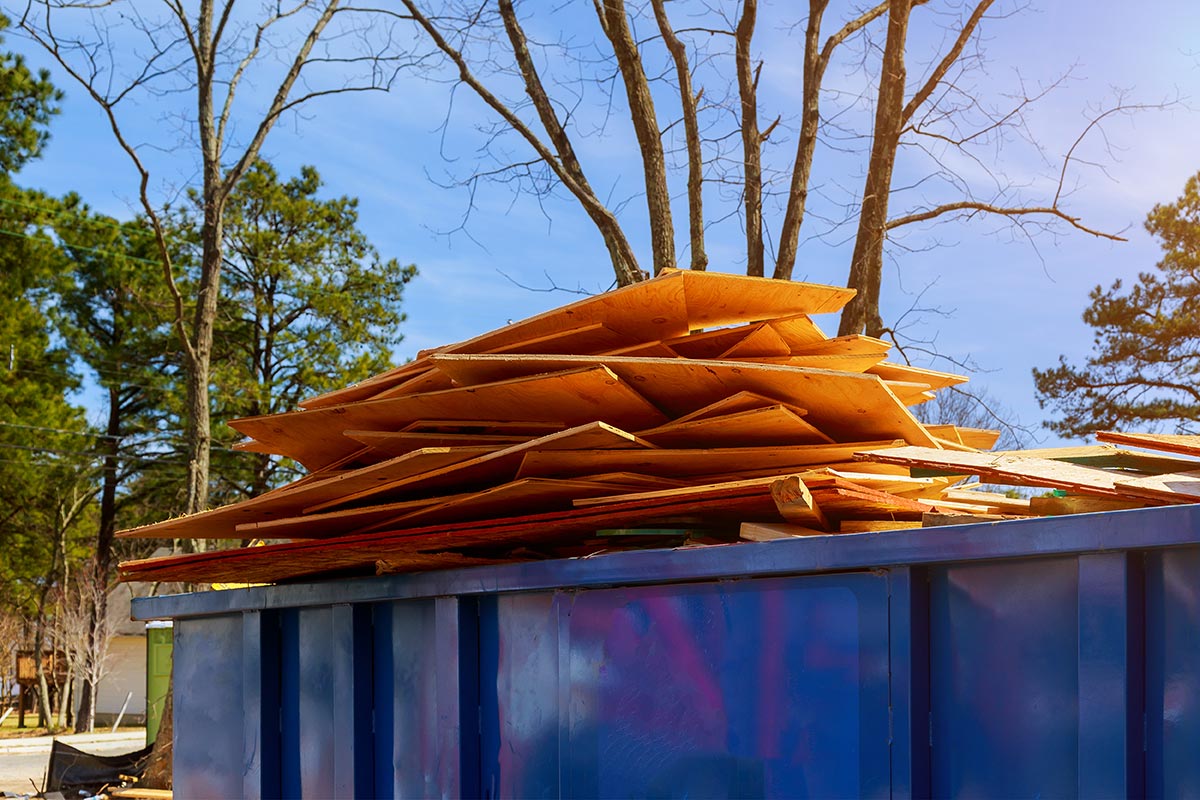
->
[115, 270, 1200, 585]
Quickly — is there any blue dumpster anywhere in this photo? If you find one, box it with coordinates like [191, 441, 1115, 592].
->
[132, 505, 1200, 798]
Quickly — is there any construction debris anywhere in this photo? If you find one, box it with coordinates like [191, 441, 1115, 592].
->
[115, 270, 1200, 585]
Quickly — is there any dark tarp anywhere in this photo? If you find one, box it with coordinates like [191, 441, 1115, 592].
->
[43, 740, 153, 795]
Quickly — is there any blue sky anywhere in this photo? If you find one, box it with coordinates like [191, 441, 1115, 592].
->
[10, 0, 1200, 447]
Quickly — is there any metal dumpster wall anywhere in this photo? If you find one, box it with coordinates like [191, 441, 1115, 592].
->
[142, 508, 1200, 799]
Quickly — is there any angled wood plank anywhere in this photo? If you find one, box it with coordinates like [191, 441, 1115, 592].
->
[573, 475, 785, 508]
[228, 366, 669, 471]
[740, 352, 889, 373]
[638, 405, 833, 447]
[855, 445, 1144, 499]
[867, 362, 967, 391]
[429, 355, 938, 447]
[234, 494, 474, 539]
[786, 334, 891, 357]
[400, 419, 566, 436]
[518, 440, 906, 480]
[1096, 431, 1200, 458]
[768, 314, 828, 349]
[299, 358, 435, 409]
[601, 341, 680, 358]
[1112, 471, 1200, 502]
[385, 478, 627, 528]
[304, 421, 654, 514]
[924, 425, 964, 445]
[116, 446, 500, 540]
[665, 323, 763, 360]
[118, 485, 789, 584]
[717, 323, 791, 358]
[671, 391, 807, 424]
[677, 269, 854, 324]
[346, 429, 528, 455]
[956, 427, 1001, 450]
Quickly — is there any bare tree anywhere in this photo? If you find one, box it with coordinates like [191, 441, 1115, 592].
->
[58, 572, 114, 733]
[18, 0, 414, 519]
[399, 0, 1139, 342]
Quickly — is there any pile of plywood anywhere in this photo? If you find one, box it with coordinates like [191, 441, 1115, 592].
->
[115, 270, 1200, 585]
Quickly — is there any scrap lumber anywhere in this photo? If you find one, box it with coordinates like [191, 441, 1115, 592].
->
[117, 268, 1200, 587]
[300, 269, 854, 409]
[739, 522, 826, 540]
[228, 366, 668, 470]
[856, 446, 1134, 497]
[770, 477, 831, 530]
[429, 355, 939, 446]
[516, 440, 907, 480]
[637, 405, 833, 447]
[1095, 431, 1200, 459]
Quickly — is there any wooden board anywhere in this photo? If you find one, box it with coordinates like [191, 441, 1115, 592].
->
[768, 314, 829, 349]
[638, 405, 833, 447]
[345, 430, 529, 460]
[303, 421, 654, 514]
[1112, 471, 1200, 502]
[1028, 495, 1148, 515]
[735, 352, 889, 373]
[839, 519, 922, 532]
[1096, 431, 1200, 458]
[401, 419, 566, 435]
[234, 494, 470, 539]
[739, 521, 828, 540]
[866, 362, 967, 391]
[428, 355, 938, 447]
[786, 334, 891, 357]
[770, 476, 830, 530]
[116, 446, 500, 540]
[956, 427, 1002, 450]
[573, 475, 785, 508]
[670, 391, 807, 424]
[717, 323, 792, 358]
[118, 484, 791, 584]
[855, 446, 1143, 499]
[517, 440, 906, 480]
[228, 366, 669, 471]
[381, 478, 626, 529]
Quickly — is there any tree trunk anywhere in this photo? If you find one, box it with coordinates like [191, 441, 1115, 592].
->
[76, 386, 122, 733]
[184, 195, 224, 522]
[735, 0, 765, 277]
[651, 0, 706, 271]
[141, 685, 173, 789]
[597, 0, 675, 275]
[839, 0, 912, 337]
[774, 0, 828, 280]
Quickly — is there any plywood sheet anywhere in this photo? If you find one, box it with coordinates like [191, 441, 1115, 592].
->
[855, 446, 1139, 499]
[390, 478, 628, 528]
[303, 422, 653, 514]
[429, 355, 938, 447]
[345, 430, 529, 460]
[717, 323, 792, 358]
[228, 366, 668, 471]
[1112, 471, 1200, 502]
[234, 494, 471, 539]
[670, 391, 807, 424]
[639, 405, 833, 447]
[518, 440, 906, 480]
[1095, 431, 1200, 458]
[786, 334, 891, 357]
[867, 362, 967, 391]
[768, 314, 828, 349]
[116, 446, 500, 540]
[118, 485, 789, 584]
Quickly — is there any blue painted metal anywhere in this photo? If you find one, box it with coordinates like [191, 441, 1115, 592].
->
[143, 509, 1200, 799]
[1146, 546, 1200, 797]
